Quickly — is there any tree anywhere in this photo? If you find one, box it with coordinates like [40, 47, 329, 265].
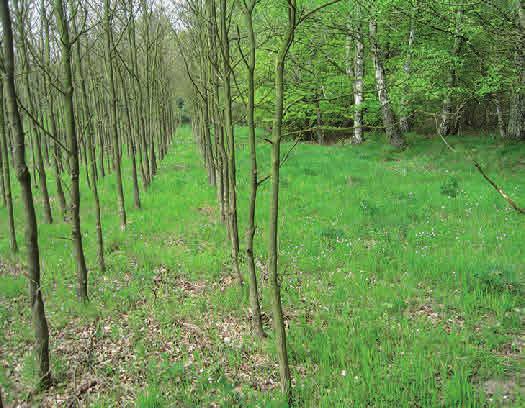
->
[507, 0, 525, 140]
[352, 4, 365, 144]
[369, 17, 405, 147]
[241, 0, 265, 338]
[0, 114, 5, 207]
[0, 0, 51, 388]
[220, 0, 243, 285]
[54, 0, 90, 301]
[438, 9, 464, 137]
[399, 5, 416, 133]
[104, 0, 127, 230]
[206, 0, 227, 222]
[71, 0, 106, 273]
[268, 0, 296, 398]
[14, 0, 53, 224]
[41, 0, 67, 219]
[0, 77, 17, 252]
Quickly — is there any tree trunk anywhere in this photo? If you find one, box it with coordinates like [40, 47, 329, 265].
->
[315, 90, 324, 145]
[116, 63, 141, 209]
[0, 134, 5, 207]
[14, 0, 53, 224]
[507, 0, 525, 140]
[42, 0, 67, 220]
[242, 0, 265, 339]
[369, 19, 405, 147]
[352, 13, 365, 144]
[438, 9, 463, 137]
[268, 0, 296, 399]
[0, 0, 51, 388]
[399, 8, 416, 133]
[494, 95, 506, 138]
[71, 2, 107, 273]
[54, 0, 89, 301]
[127, 0, 149, 191]
[220, 0, 242, 286]
[199, 44, 215, 186]
[104, 0, 127, 229]
[207, 0, 226, 223]
[0, 79, 18, 252]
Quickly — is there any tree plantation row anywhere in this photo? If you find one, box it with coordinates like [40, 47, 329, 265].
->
[0, 0, 176, 398]
[0, 0, 523, 405]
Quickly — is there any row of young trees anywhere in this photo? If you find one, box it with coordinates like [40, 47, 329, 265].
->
[176, 0, 345, 400]
[0, 0, 176, 391]
[177, 0, 524, 401]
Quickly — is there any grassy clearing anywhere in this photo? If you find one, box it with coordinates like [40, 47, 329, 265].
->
[0, 128, 524, 406]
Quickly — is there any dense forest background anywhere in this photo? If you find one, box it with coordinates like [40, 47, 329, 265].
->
[176, 0, 525, 144]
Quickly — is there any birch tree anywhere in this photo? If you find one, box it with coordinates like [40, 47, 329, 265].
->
[369, 17, 405, 147]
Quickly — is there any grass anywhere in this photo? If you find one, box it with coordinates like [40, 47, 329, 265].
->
[0, 128, 523, 406]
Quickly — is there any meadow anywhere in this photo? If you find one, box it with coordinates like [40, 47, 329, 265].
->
[0, 128, 523, 407]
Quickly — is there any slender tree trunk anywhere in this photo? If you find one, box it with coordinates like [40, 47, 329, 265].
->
[33, 130, 53, 223]
[117, 64, 141, 209]
[42, 0, 67, 220]
[242, 0, 265, 339]
[71, 3, 106, 273]
[149, 100, 158, 181]
[438, 9, 463, 137]
[199, 39, 216, 186]
[0, 80, 18, 252]
[127, 0, 149, 190]
[494, 95, 506, 138]
[507, 0, 525, 140]
[219, 125, 229, 224]
[399, 8, 416, 133]
[47, 103, 68, 220]
[0, 0, 51, 387]
[14, 0, 53, 224]
[220, 0, 242, 286]
[315, 89, 324, 144]
[54, 0, 89, 301]
[30, 128, 37, 187]
[268, 0, 296, 399]
[352, 13, 364, 144]
[140, 0, 157, 182]
[0, 136, 5, 207]
[369, 18, 405, 147]
[50, 115, 68, 219]
[271, 49, 292, 407]
[104, 0, 127, 229]
[91, 85, 107, 180]
[43, 131, 49, 166]
[207, 0, 226, 222]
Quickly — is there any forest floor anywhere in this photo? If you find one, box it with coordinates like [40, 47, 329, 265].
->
[0, 128, 524, 407]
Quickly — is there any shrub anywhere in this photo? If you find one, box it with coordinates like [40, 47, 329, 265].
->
[440, 177, 460, 198]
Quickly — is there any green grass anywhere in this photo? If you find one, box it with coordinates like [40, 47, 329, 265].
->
[0, 128, 523, 406]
